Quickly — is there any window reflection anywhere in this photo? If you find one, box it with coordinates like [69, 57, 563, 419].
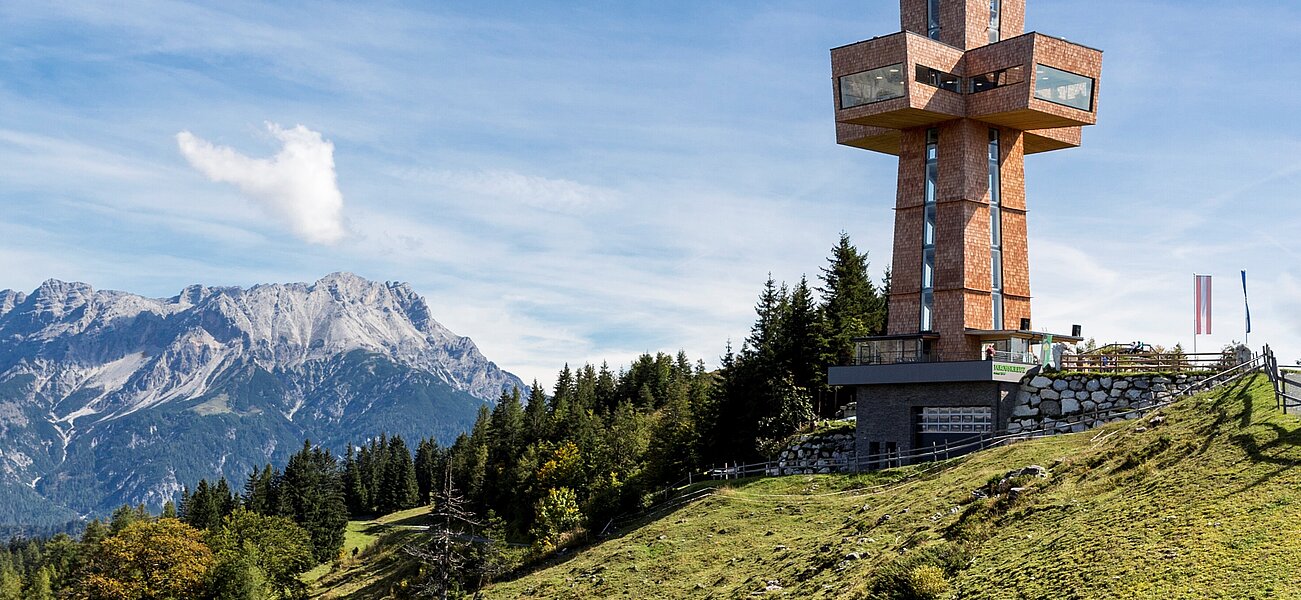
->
[927, 0, 941, 40]
[1034, 64, 1094, 111]
[970, 65, 1025, 94]
[915, 65, 961, 93]
[988, 0, 1001, 43]
[839, 64, 906, 109]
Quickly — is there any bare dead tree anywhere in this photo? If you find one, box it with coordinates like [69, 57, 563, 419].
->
[405, 470, 490, 599]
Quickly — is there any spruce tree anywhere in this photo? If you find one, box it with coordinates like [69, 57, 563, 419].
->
[523, 380, 550, 442]
[550, 365, 575, 440]
[378, 436, 420, 514]
[819, 232, 884, 363]
[485, 389, 524, 516]
[594, 362, 618, 414]
[343, 446, 368, 516]
[25, 566, 52, 600]
[244, 464, 278, 516]
[819, 233, 884, 412]
[784, 276, 826, 396]
[415, 438, 445, 506]
[277, 441, 348, 563]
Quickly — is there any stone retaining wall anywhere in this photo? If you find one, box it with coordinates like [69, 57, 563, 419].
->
[776, 431, 855, 475]
[1008, 372, 1210, 434]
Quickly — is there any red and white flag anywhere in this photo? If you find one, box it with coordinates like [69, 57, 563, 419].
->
[1194, 275, 1212, 335]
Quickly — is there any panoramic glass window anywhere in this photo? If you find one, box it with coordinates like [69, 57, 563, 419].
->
[988, 0, 1001, 43]
[970, 65, 1025, 94]
[915, 65, 961, 93]
[927, 0, 941, 39]
[1034, 64, 1094, 111]
[919, 407, 993, 433]
[920, 128, 939, 332]
[988, 129, 1004, 330]
[839, 64, 906, 109]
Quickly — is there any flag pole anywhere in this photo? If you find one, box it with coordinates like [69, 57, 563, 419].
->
[1242, 270, 1251, 348]
[1193, 273, 1198, 355]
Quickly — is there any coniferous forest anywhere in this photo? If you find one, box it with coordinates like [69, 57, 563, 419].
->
[0, 234, 886, 598]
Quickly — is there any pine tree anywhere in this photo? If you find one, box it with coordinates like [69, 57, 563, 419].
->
[213, 478, 236, 521]
[406, 471, 486, 600]
[645, 377, 697, 485]
[277, 441, 348, 563]
[550, 364, 575, 440]
[819, 232, 884, 347]
[415, 438, 446, 506]
[485, 388, 524, 517]
[343, 445, 368, 516]
[25, 566, 52, 600]
[524, 380, 550, 442]
[180, 481, 215, 531]
[378, 436, 420, 514]
[783, 276, 826, 396]
[109, 503, 147, 534]
[0, 563, 23, 600]
[595, 362, 618, 414]
[244, 464, 278, 516]
[819, 232, 884, 410]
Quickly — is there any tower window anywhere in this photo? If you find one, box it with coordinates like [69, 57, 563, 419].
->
[989, 0, 1001, 43]
[914, 65, 961, 93]
[927, 0, 941, 40]
[970, 65, 1025, 94]
[839, 64, 906, 109]
[920, 128, 939, 332]
[988, 129, 1004, 330]
[1034, 64, 1094, 111]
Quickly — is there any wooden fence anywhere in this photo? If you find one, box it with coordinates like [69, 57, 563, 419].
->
[1263, 345, 1301, 414]
[1059, 351, 1237, 373]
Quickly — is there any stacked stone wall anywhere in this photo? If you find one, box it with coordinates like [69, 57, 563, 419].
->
[776, 431, 856, 475]
[1007, 373, 1210, 434]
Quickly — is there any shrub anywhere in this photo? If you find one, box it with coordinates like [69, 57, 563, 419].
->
[868, 542, 969, 600]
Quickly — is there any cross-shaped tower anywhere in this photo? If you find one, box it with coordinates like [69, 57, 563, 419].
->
[831, 0, 1101, 363]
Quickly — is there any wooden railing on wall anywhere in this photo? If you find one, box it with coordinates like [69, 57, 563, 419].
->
[1059, 351, 1237, 373]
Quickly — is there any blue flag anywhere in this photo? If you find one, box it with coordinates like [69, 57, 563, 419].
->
[1242, 270, 1251, 334]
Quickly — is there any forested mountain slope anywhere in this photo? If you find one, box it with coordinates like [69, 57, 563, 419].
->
[0, 273, 523, 531]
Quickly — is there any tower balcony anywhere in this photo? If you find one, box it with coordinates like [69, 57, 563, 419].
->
[832, 32, 1102, 151]
[831, 32, 967, 130]
[963, 33, 1102, 130]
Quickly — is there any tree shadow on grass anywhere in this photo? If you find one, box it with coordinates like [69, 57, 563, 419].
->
[1194, 377, 1258, 457]
[1218, 378, 1301, 493]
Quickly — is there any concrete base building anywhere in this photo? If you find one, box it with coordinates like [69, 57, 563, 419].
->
[827, 0, 1101, 463]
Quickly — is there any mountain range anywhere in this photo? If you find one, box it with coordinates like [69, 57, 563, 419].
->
[0, 272, 523, 533]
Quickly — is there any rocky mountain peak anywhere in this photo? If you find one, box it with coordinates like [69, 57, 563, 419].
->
[0, 290, 25, 317]
[0, 273, 526, 521]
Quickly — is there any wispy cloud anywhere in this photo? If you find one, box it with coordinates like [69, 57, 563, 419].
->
[401, 168, 618, 214]
[177, 123, 346, 245]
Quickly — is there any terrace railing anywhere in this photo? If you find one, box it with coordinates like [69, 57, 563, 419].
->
[1263, 345, 1301, 414]
[1060, 351, 1238, 373]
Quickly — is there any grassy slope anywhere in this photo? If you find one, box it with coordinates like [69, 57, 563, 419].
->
[483, 375, 1301, 599]
[307, 506, 432, 598]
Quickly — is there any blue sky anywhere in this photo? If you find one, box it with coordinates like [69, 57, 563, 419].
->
[3, 1, 1300, 385]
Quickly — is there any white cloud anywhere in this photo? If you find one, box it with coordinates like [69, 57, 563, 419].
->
[399, 168, 617, 214]
[176, 123, 346, 244]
